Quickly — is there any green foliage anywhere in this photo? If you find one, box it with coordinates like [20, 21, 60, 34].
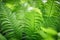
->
[0, 0, 60, 40]
[0, 34, 7, 40]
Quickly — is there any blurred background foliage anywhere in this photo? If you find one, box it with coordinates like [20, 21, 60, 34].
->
[0, 0, 60, 40]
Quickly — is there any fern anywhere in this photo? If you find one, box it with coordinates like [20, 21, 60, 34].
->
[0, 0, 60, 40]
